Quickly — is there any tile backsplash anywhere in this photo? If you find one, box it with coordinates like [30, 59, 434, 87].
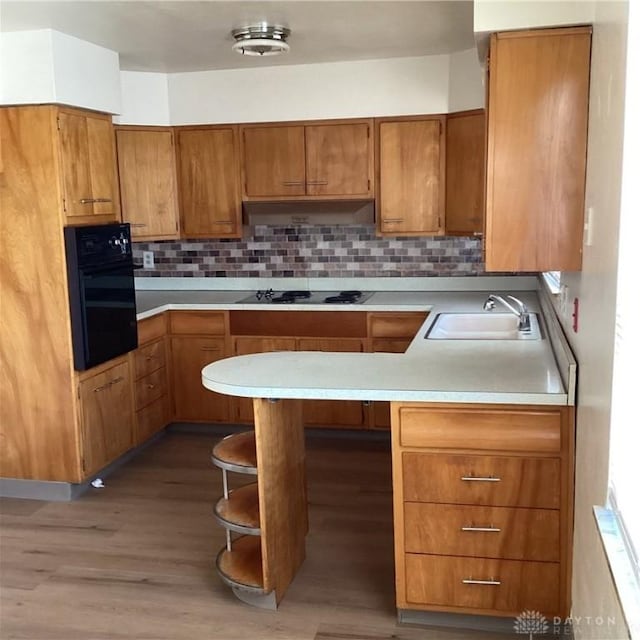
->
[133, 225, 485, 278]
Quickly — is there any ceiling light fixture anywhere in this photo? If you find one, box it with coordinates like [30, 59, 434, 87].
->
[231, 24, 291, 57]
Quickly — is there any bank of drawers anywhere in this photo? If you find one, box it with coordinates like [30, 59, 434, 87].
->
[133, 337, 169, 444]
[394, 404, 566, 616]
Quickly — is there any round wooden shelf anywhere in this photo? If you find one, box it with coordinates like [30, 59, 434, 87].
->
[214, 482, 260, 535]
[211, 431, 257, 474]
[216, 535, 265, 593]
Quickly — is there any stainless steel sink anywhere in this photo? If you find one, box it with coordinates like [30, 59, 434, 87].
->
[426, 313, 542, 340]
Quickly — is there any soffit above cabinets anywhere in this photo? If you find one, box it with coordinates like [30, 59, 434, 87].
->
[0, 1, 475, 73]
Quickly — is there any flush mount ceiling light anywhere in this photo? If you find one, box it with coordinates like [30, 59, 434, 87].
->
[231, 24, 291, 57]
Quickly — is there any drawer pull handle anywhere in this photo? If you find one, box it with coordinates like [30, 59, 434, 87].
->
[462, 578, 501, 586]
[382, 218, 404, 223]
[201, 347, 221, 352]
[461, 526, 501, 533]
[79, 197, 112, 204]
[146, 384, 156, 390]
[461, 476, 501, 482]
[306, 180, 329, 185]
[145, 355, 156, 361]
[282, 181, 305, 186]
[131, 223, 147, 228]
[93, 376, 124, 393]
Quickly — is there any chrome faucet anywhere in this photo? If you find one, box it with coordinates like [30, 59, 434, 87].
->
[483, 294, 531, 331]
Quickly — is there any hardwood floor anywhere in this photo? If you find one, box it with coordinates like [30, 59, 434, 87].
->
[1, 432, 525, 639]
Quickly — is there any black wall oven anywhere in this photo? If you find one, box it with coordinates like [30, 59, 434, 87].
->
[64, 223, 138, 371]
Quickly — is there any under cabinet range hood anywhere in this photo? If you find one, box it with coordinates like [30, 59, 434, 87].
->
[242, 200, 375, 226]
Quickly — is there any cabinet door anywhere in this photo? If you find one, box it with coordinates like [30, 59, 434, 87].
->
[232, 337, 297, 423]
[242, 126, 306, 197]
[59, 111, 119, 219]
[171, 337, 229, 422]
[378, 119, 444, 235]
[298, 338, 366, 428]
[305, 122, 372, 197]
[116, 129, 179, 240]
[78, 361, 134, 477]
[485, 28, 591, 271]
[177, 128, 242, 238]
[445, 111, 485, 236]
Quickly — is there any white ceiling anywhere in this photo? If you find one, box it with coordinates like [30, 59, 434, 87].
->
[0, 1, 476, 73]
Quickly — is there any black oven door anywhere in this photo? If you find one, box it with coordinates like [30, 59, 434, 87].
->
[72, 263, 138, 370]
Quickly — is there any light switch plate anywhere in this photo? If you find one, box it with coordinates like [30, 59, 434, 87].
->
[143, 251, 154, 269]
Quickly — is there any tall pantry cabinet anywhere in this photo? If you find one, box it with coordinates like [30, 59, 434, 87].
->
[0, 105, 131, 483]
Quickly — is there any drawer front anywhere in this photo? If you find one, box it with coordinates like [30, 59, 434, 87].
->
[405, 554, 560, 614]
[230, 310, 367, 338]
[134, 339, 166, 379]
[135, 367, 167, 410]
[399, 406, 562, 452]
[371, 338, 412, 354]
[138, 313, 167, 345]
[136, 396, 169, 444]
[170, 311, 227, 336]
[402, 452, 560, 509]
[369, 312, 428, 338]
[404, 503, 560, 562]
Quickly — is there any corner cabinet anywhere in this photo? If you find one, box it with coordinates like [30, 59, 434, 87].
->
[240, 120, 374, 200]
[58, 107, 120, 223]
[485, 27, 591, 272]
[376, 116, 445, 236]
[175, 126, 243, 239]
[115, 127, 180, 241]
[391, 403, 575, 618]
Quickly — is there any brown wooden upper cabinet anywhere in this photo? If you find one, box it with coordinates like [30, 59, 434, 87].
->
[485, 27, 591, 272]
[175, 126, 242, 239]
[241, 120, 374, 200]
[445, 110, 485, 236]
[116, 127, 179, 241]
[376, 116, 445, 236]
[58, 108, 120, 221]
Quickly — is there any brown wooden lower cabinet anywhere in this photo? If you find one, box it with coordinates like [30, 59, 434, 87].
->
[392, 402, 574, 618]
[136, 396, 170, 444]
[298, 338, 366, 428]
[78, 359, 134, 477]
[404, 554, 560, 615]
[171, 336, 229, 422]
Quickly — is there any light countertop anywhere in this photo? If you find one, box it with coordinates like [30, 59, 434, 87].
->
[134, 281, 574, 406]
[198, 290, 570, 406]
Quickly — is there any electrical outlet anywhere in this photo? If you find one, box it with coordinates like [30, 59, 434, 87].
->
[143, 251, 154, 269]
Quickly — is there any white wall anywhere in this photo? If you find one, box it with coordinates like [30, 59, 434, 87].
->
[0, 29, 121, 113]
[549, 1, 630, 637]
[167, 55, 450, 125]
[474, 0, 595, 33]
[448, 48, 484, 112]
[0, 31, 55, 105]
[115, 71, 170, 125]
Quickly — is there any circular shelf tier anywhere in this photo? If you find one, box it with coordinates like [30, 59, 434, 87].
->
[214, 482, 260, 535]
[216, 535, 265, 593]
[211, 431, 257, 474]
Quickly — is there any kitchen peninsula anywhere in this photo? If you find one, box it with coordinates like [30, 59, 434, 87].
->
[196, 282, 576, 622]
